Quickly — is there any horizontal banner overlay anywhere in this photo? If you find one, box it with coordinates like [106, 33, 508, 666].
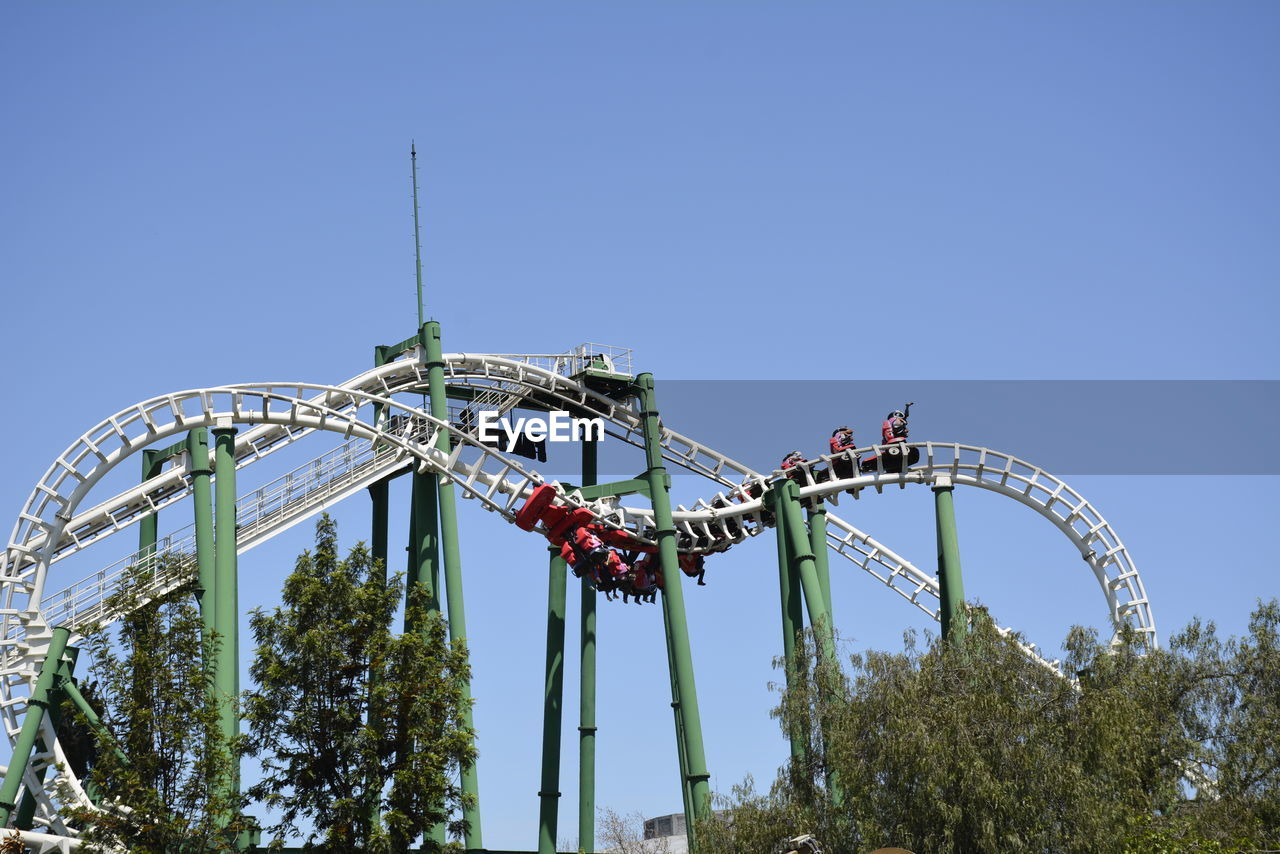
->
[511, 380, 1279, 477]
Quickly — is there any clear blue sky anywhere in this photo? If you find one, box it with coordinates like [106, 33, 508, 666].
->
[3, 2, 1278, 849]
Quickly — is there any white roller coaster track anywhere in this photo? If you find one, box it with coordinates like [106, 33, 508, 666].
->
[0, 351, 1154, 849]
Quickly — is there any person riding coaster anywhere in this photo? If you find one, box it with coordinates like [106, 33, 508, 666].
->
[622, 553, 659, 604]
[860, 401, 921, 474]
[679, 553, 707, 586]
[516, 483, 714, 599]
[780, 450, 807, 472]
[829, 426, 857, 481]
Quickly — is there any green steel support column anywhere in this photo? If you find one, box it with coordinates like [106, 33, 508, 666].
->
[409, 471, 441, 618]
[578, 438, 598, 854]
[660, 595, 695, 829]
[62, 677, 131, 805]
[933, 478, 967, 642]
[779, 482, 846, 804]
[770, 492, 805, 766]
[188, 429, 215, 633]
[634, 373, 711, 845]
[408, 470, 447, 848]
[809, 501, 847, 807]
[0, 627, 70, 827]
[61, 679, 125, 765]
[807, 502, 833, 632]
[139, 449, 165, 575]
[421, 321, 482, 849]
[366, 478, 389, 831]
[369, 481, 389, 582]
[212, 425, 241, 815]
[537, 548, 568, 854]
[129, 449, 166, 776]
[777, 481, 836, 664]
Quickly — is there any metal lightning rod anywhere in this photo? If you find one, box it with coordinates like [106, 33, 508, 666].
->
[411, 141, 426, 326]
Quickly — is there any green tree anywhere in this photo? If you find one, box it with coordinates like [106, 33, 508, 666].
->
[699, 602, 1280, 854]
[65, 558, 246, 853]
[244, 514, 475, 852]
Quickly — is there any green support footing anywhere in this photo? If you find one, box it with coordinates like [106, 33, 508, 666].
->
[635, 374, 710, 849]
[537, 548, 568, 854]
[933, 478, 967, 641]
[212, 424, 241, 821]
[0, 627, 70, 828]
[578, 439, 598, 854]
[422, 322, 482, 849]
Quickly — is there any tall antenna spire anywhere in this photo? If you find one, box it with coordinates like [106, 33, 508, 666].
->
[411, 141, 425, 326]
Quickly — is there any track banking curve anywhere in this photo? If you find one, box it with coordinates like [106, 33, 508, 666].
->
[0, 351, 1154, 849]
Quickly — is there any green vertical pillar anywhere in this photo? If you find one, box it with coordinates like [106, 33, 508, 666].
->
[807, 503, 832, 630]
[770, 491, 805, 766]
[409, 471, 441, 618]
[212, 425, 240, 813]
[537, 547, 568, 854]
[778, 482, 846, 804]
[365, 479, 390, 832]
[408, 469, 447, 849]
[634, 373, 711, 846]
[0, 627, 70, 827]
[777, 481, 836, 664]
[421, 321, 482, 849]
[660, 596, 695, 828]
[131, 448, 165, 782]
[933, 477, 967, 641]
[578, 438, 598, 854]
[139, 449, 165, 574]
[188, 429, 215, 635]
[369, 480, 389, 583]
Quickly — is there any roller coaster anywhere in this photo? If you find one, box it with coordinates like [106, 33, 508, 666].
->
[0, 322, 1155, 852]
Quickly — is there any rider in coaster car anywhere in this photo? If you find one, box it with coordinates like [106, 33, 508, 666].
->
[632, 555, 659, 603]
[781, 451, 810, 497]
[881, 402, 914, 444]
[829, 426, 856, 454]
[573, 526, 607, 558]
[679, 553, 707, 586]
[780, 450, 807, 470]
[559, 540, 585, 577]
[603, 549, 630, 580]
[560, 525, 613, 582]
[830, 425, 858, 483]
